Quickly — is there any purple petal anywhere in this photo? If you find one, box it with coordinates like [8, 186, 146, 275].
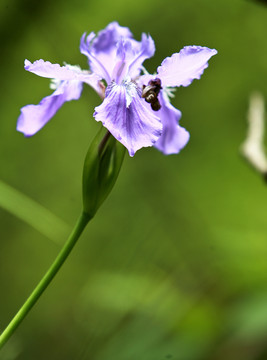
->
[127, 33, 155, 79]
[80, 33, 112, 83]
[94, 81, 162, 156]
[157, 46, 217, 87]
[17, 80, 83, 136]
[25, 59, 103, 97]
[80, 22, 133, 83]
[25, 59, 83, 80]
[80, 22, 155, 83]
[154, 92, 190, 155]
[111, 38, 135, 83]
[90, 22, 133, 53]
[111, 35, 155, 83]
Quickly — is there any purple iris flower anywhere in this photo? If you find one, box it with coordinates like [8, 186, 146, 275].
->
[17, 22, 217, 156]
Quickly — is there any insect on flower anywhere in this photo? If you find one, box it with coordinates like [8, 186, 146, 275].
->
[142, 78, 162, 111]
[17, 22, 217, 156]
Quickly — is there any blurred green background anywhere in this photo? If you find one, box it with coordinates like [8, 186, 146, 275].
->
[1, 0, 267, 359]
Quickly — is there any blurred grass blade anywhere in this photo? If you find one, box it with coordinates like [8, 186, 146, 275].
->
[0, 180, 69, 243]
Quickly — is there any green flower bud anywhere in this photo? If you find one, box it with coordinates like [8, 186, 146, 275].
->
[82, 126, 125, 218]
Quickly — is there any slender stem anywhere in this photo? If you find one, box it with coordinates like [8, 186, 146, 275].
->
[0, 211, 91, 350]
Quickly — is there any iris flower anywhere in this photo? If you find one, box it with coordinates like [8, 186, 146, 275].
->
[17, 22, 217, 156]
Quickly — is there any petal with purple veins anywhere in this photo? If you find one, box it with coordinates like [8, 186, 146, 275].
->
[80, 33, 112, 83]
[111, 35, 155, 84]
[80, 22, 133, 83]
[154, 92, 190, 155]
[80, 22, 155, 83]
[94, 81, 162, 156]
[157, 46, 217, 88]
[111, 38, 135, 84]
[17, 80, 83, 136]
[127, 33, 155, 79]
[90, 21, 133, 53]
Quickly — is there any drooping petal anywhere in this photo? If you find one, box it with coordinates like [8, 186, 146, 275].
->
[25, 59, 88, 81]
[94, 81, 162, 156]
[17, 80, 83, 136]
[24, 59, 103, 96]
[157, 46, 217, 88]
[154, 92, 190, 155]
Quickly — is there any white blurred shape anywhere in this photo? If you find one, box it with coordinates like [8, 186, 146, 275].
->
[241, 92, 267, 174]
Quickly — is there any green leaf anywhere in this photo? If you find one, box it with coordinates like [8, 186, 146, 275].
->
[0, 180, 69, 243]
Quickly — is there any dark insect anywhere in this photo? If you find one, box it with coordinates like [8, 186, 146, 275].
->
[142, 78, 162, 111]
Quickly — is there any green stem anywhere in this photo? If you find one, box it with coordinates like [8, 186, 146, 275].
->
[0, 211, 91, 350]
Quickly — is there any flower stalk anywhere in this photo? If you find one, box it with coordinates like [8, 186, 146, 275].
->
[0, 212, 91, 350]
[0, 128, 125, 350]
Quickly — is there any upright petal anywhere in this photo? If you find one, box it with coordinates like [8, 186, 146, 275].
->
[127, 33, 155, 79]
[17, 80, 83, 136]
[24, 59, 103, 96]
[111, 34, 155, 84]
[111, 38, 135, 84]
[94, 81, 162, 156]
[90, 21, 133, 53]
[80, 33, 112, 83]
[154, 92, 190, 155]
[157, 46, 217, 88]
[80, 22, 133, 83]
[80, 22, 155, 83]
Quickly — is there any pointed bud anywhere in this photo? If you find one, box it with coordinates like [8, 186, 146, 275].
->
[82, 126, 125, 218]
